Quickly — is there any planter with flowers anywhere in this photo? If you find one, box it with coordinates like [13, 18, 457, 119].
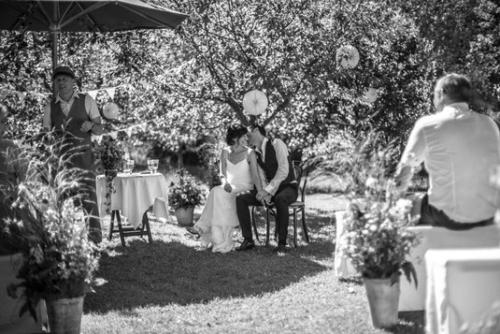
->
[339, 132, 420, 329]
[168, 169, 206, 227]
[342, 178, 420, 329]
[3, 131, 100, 334]
[343, 189, 418, 328]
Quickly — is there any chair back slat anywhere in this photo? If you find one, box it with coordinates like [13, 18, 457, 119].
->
[292, 161, 301, 182]
[292, 160, 308, 202]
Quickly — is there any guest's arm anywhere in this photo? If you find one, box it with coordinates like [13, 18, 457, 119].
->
[219, 148, 233, 192]
[83, 95, 103, 135]
[394, 120, 427, 193]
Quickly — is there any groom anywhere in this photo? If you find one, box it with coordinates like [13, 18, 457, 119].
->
[235, 124, 298, 253]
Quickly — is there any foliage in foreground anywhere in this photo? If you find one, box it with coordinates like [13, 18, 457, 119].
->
[2, 132, 100, 320]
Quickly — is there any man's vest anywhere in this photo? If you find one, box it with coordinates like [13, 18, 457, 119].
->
[256, 139, 296, 194]
[50, 94, 94, 171]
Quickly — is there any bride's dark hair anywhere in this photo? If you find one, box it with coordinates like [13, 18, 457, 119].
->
[226, 124, 248, 145]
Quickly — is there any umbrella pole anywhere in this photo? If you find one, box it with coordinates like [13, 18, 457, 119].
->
[51, 29, 58, 71]
[50, 24, 60, 95]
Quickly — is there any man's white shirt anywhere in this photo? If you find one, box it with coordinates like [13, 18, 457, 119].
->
[256, 137, 290, 196]
[397, 102, 500, 222]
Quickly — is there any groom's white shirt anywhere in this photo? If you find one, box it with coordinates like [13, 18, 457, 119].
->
[256, 137, 290, 196]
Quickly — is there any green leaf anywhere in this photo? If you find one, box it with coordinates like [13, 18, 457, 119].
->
[401, 261, 418, 288]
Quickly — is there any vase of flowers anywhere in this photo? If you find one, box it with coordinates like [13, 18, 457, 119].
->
[95, 135, 125, 214]
[342, 177, 420, 329]
[97, 135, 126, 173]
[168, 169, 206, 227]
[3, 131, 100, 334]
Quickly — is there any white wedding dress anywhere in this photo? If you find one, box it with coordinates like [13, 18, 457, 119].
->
[194, 150, 254, 253]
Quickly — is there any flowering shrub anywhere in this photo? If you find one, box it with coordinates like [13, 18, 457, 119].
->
[2, 131, 100, 321]
[168, 169, 206, 210]
[342, 178, 420, 284]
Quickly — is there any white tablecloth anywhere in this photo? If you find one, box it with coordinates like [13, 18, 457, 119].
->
[425, 248, 500, 334]
[96, 173, 169, 228]
[334, 211, 357, 276]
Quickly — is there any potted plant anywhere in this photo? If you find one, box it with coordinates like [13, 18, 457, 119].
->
[342, 175, 420, 329]
[3, 131, 100, 334]
[339, 131, 420, 329]
[168, 169, 206, 227]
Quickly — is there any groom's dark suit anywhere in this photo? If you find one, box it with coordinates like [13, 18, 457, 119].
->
[236, 137, 298, 247]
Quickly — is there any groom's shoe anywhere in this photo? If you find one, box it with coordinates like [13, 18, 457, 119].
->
[236, 240, 255, 251]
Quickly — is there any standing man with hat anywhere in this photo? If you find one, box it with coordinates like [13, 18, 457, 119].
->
[43, 66, 104, 243]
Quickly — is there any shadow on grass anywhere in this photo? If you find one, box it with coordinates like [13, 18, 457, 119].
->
[338, 276, 364, 286]
[85, 239, 329, 314]
[250, 208, 337, 261]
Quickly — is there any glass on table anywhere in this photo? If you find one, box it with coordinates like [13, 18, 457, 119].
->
[152, 159, 159, 174]
[124, 159, 135, 174]
[147, 159, 155, 174]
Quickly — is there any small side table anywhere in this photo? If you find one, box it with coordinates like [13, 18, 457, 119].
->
[108, 209, 153, 247]
[96, 173, 169, 246]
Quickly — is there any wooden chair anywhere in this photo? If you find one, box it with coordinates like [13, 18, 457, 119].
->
[251, 160, 310, 247]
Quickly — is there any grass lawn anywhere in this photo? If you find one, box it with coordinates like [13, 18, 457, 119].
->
[82, 193, 425, 334]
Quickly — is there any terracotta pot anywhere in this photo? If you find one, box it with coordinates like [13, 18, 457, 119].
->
[0, 253, 43, 333]
[363, 276, 400, 328]
[175, 206, 195, 227]
[46, 296, 84, 334]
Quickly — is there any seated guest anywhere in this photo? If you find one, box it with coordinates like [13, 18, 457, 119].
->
[393, 73, 500, 230]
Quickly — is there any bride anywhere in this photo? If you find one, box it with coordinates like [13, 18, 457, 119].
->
[190, 124, 262, 253]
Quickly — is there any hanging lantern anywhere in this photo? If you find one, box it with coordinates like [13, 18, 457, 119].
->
[103, 102, 120, 120]
[243, 90, 268, 115]
[336, 45, 360, 69]
[361, 88, 379, 103]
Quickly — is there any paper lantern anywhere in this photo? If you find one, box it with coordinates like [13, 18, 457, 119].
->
[243, 90, 268, 115]
[336, 45, 360, 69]
[361, 88, 379, 103]
[103, 102, 120, 120]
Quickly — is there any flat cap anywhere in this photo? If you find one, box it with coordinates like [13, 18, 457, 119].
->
[53, 66, 75, 79]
